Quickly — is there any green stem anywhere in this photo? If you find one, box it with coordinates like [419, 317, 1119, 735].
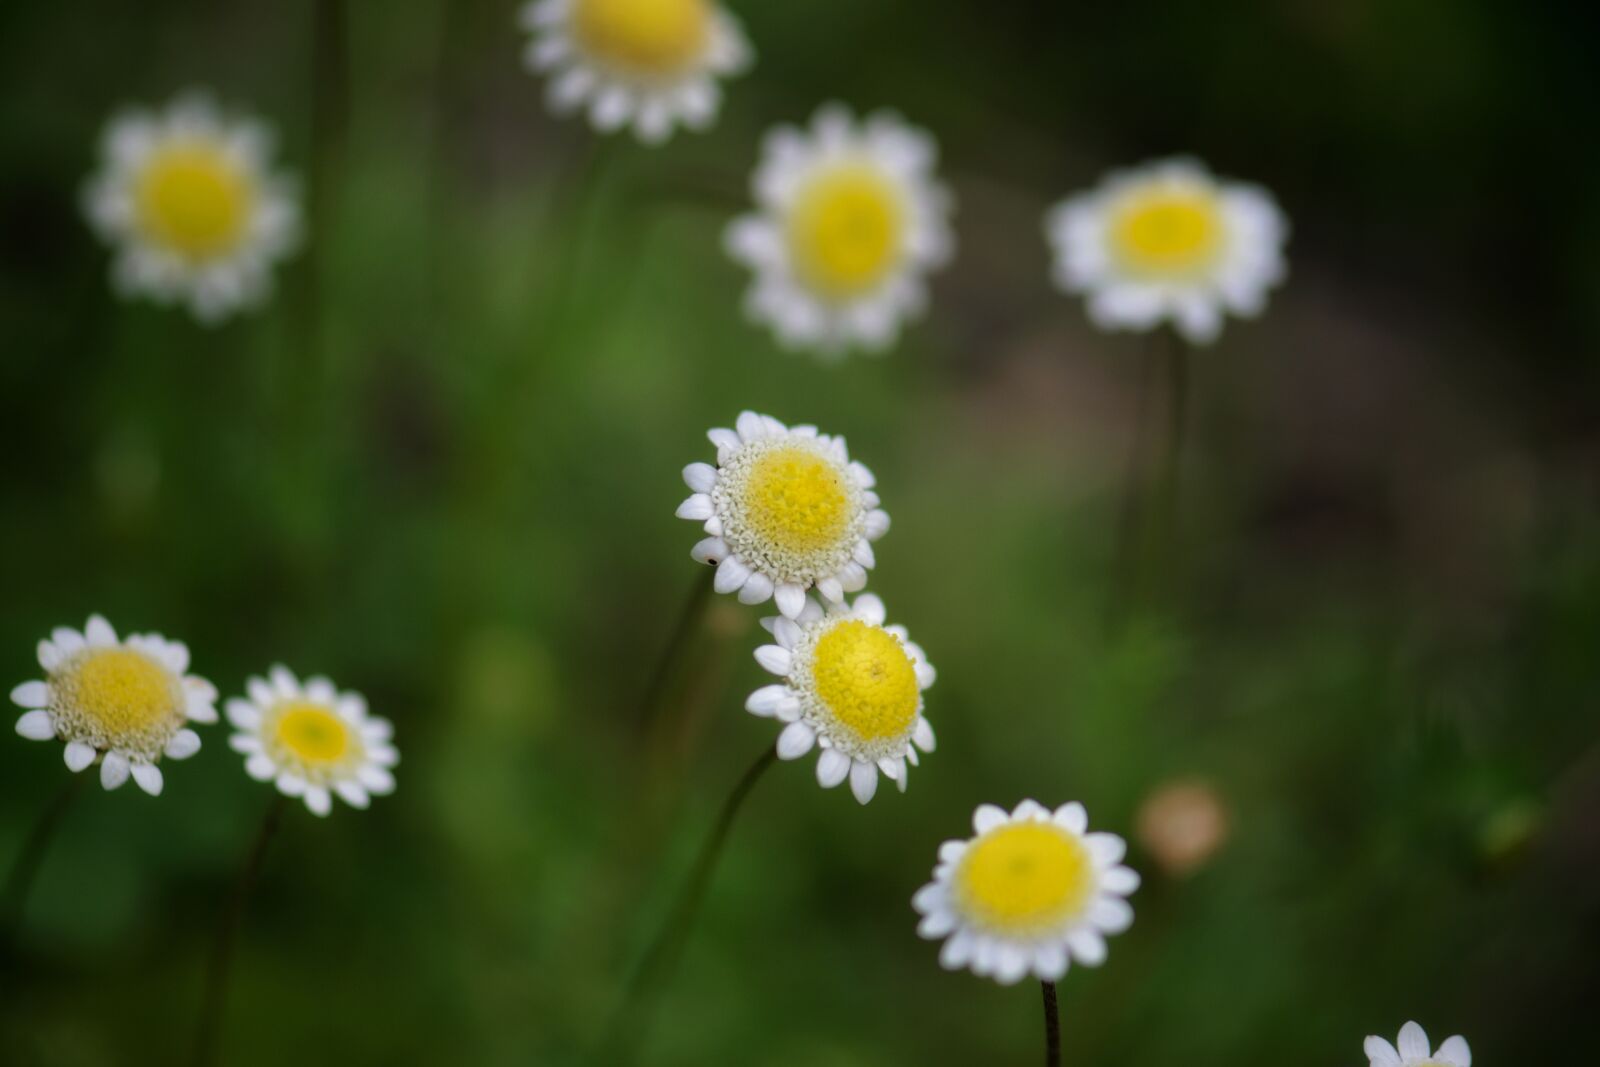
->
[190, 795, 287, 1067]
[0, 772, 87, 953]
[1042, 980, 1061, 1067]
[600, 745, 778, 1063]
[633, 568, 716, 732]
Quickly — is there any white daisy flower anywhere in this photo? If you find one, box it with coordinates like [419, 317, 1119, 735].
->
[677, 411, 889, 618]
[82, 92, 301, 324]
[1365, 1022, 1472, 1067]
[226, 666, 398, 818]
[1044, 157, 1287, 345]
[747, 593, 935, 805]
[519, 0, 751, 144]
[725, 105, 955, 356]
[10, 614, 217, 796]
[913, 800, 1141, 985]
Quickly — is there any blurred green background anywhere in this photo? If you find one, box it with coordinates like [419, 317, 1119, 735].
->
[3, 1, 1599, 1064]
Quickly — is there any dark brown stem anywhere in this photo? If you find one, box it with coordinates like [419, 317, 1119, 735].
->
[1042, 980, 1062, 1067]
[190, 795, 287, 1067]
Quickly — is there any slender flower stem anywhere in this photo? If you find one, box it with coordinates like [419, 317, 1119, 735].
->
[633, 568, 716, 732]
[0, 772, 87, 953]
[1041, 980, 1062, 1067]
[601, 745, 778, 1063]
[191, 795, 287, 1067]
[1155, 327, 1190, 547]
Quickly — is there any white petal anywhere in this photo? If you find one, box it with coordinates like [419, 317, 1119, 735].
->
[853, 594, 886, 625]
[994, 945, 1030, 985]
[1364, 1037, 1402, 1067]
[690, 537, 727, 564]
[774, 583, 806, 618]
[64, 741, 97, 772]
[85, 615, 117, 647]
[304, 786, 332, 817]
[849, 760, 879, 804]
[1014, 799, 1049, 820]
[358, 765, 396, 795]
[1101, 866, 1141, 895]
[816, 576, 843, 603]
[737, 572, 774, 605]
[335, 780, 370, 809]
[165, 729, 202, 760]
[275, 772, 307, 796]
[1435, 1035, 1471, 1066]
[744, 684, 789, 717]
[1089, 896, 1134, 933]
[713, 555, 752, 594]
[100, 751, 130, 790]
[269, 665, 298, 696]
[682, 462, 717, 493]
[816, 748, 851, 787]
[973, 804, 1008, 834]
[50, 627, 86, 656]
[1067, 928, 1107, 966]
[735, 411, 766, 441]
[15, 709, 55, 740]
[1054, 802, 1088, 834]
[776, 721, 816, 760]
[37, 640, 63, 671]
[753, 645, 792, 676]
[245, 754, 277, 781]
[864, 509, 891, 539]
[1397, 1023, 1430, 1061]
[1085, 832, 1127, 866]
[226, 699, 262, 730]
[917, 910, 956, 938]
[1034, 942, 1069, 981]
[940, 930, 974, 970]
[11, 681, 49, 709]
[130, 762, 164, 796]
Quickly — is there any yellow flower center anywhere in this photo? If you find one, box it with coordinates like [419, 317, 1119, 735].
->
[955, 823, 1095, 934]
[274, 702, 352, 765]
[743, 445, 853, 556]
[53, 648, 183, 737]
[1110, 188, 1224, 277]
[810, 621, 919, 744]
[787, 165, 906, 299]
[572, 0, 711, 76]
[135, 142, 256, 262]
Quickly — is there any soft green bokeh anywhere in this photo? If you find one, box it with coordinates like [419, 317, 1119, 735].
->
[3, 2, 1597, 1064]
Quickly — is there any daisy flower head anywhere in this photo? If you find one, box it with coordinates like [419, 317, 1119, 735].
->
[227, 666, 397, 817]
[1365, 1022, 1471, 1067]
[11, 615, 217, 795]
[913, 801, 1141, 985]
[724, 105, 955, 357]
[677, 411, 889, 617]
[82, 92, 301, 324]
[1044, 157, 1286, 345]
[519, 0, 751, 144]
[746, 593, 935, 805]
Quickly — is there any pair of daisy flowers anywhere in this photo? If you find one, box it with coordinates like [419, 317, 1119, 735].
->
[677, 411, 1138, 984]
[11, 615, 395, 816]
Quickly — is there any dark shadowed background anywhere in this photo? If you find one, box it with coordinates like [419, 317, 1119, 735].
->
[3, 1, 1598, 1064]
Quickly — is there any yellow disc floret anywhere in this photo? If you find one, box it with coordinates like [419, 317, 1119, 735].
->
[274, 702, 352, 764]
[572, 0, 711, 77]
[135, 142, 257, 262]
[809, 620, 919, 747]
[955, 823, 1095, 935]
[787, 165, 906, 299]
[1110, 187, 1224, 278]
[743, 445, 853, 556]
[50, 648, 185, 756]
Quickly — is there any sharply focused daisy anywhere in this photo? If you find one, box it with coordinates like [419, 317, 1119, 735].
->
[914, 800, 1140, 985]
[1365, 1022, 1472, 1067]
[226, 666, 397, 817]
[677, 411, 888, 617]
[747, 593, 935, 804]
[725, 105, 955, 356]
[11, 615, 217, 795]
[83, 93, 300, 324]
[1044, 157, 1286, 345]
[519, 0, 751, 143]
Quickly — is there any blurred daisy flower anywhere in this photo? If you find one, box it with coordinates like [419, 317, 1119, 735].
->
[914, 801, 1140, 985]
[82, 92, 301, 324]
[1366, 1022, 1471, 1067]
[725, 105, 955, 356]
[677, 411, 888, 617]
[747, 593, 935, 804]
[520, 0, 751, 144]
[227, 666, 397, 817]
[11, 614, 217, 795]
[1044, 157, 1286, 344]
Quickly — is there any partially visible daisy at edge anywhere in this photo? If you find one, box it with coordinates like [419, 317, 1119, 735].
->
[725, 104, 955, 357]
[914, 800, 1140, 985]
[227, 666, 397, 817]
[11, 614, 217, 795]
[677, 410, 888, 618]
[1044, 156, 1286, 345]
[82, 91, 301, 324]
[747, 592, 935, 804]
[1365, 1022, 1472, 1067]
[520, 0, 751, 143]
